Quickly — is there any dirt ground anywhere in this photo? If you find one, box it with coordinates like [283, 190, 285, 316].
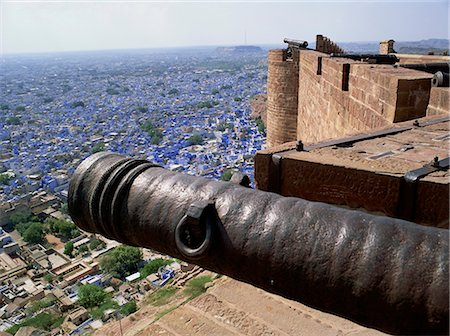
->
[45, 234, 64, 250]
[95, 276, 386, 336]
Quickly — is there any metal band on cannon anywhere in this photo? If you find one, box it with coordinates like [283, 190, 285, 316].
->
[68, 152, 449, 335]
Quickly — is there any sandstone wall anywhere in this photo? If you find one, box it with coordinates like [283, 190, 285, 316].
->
[315, 35, 344, 54]
[266, 49, 299, 147]
[427, 87, 450, 116]
[395, 54, 450, 64]
[297, 51, 434, 143]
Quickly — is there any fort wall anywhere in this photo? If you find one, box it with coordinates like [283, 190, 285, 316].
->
[266, 49, 299, 147]
[315, 35, 344, 54]
[427, 87, 450, 116]
[297, 50, 433, 143]
[266, 37, 449, 148]
[395, 54, 450, 64]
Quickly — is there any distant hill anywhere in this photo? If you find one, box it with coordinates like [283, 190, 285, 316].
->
[336, 38, 449, 55]
[215, 46, 263, 53]
[396, 39, 449, 55]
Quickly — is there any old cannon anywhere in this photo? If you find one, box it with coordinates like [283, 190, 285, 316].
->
[68, 152, 449, 335]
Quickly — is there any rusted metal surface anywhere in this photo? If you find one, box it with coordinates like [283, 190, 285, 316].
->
[69, 152, 449, 335]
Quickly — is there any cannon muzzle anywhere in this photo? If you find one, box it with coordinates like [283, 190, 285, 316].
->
[68, 152, 449, 335]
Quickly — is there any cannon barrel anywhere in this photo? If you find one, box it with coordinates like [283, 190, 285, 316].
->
[283, 38, 309, 48]
[68, 152, 449, 335]
[400, 62, 449, 74]
[331, 54, 399, 64]
[432, 71, 450, 87]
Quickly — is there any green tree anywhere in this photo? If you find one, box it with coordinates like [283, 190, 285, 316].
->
[77, 284, 107, 308]
[0, 104, 9, 110]
[141, 120, 163, 144]
[0, 173, 12, 185]
[60, 203, 69, 214]
[10, 210, 33, 226]
[140, 259, 173, 278]
[43, 274, 54, 283]
[120, 301, 137, 316]
[100, 245, 143, 278]
[23, 222, 44, 244]
[106, 88, 120, 95]
[217, 122, 233, 132]
[92, 142, 105, 154]
[64, 242, 74, 257]
[187, 134, 203, 146]
[136, 106, 148, 113]
[89, 238, 106, 251]
[6, 312, 63, 335]
[255, 118, 266, 134]
[197, 101, 213, 109]
[71, 101, 85, 108]
[45, 218, 79, 241]
[221, 170, 234, 181]
[78, 245, 89, 255]
[6, 116, 21, 125]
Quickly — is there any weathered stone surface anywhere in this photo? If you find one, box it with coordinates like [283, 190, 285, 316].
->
[255, 117, 449, 228]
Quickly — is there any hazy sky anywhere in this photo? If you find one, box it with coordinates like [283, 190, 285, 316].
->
[1, 0, 449, 54]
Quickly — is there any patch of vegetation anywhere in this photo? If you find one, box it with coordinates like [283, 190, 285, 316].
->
[6, 312, 64, 335]
[146, 287, 177, 306]
[26, 298, 56, 314]
[92, 142, 105, 154]
[43, 97, 54, 104]
[45, 218, 80, 241]
[9, 210, 34, 227]
[6, 117, 21, 125]
[106, 88, 120, 95]
[71, 101, 85, 108]
[0, 173, 13, 185]
[141, 120, 163, 145]
[136, 106, 148, 113]
[220, 170, 234, 182]
[187, 134, 203, 146]
[89, 238, 106, 251]
[234, 96, 242, 102]
[100, 245, 143, 278]
[43, 274, 54, 283]
[64, 241, 74, 257]
[183, 276, 213, 299]
[140, 259, 173, 279]
[0, 104, 9, 110]
[211, 89, 220, 95]
[78, 284, 107, 309]
[90, 297, 118, 320]
[216, 122, 233, 132]
[60, 202, 69, 214]
[120, 300, 137, 316]
[78, 245, 89, 255]
[255, 118, 266, 134]
[168, 88, 179, 95]
[197, 101, 214, 109]
[22, 222, 45, 244]
[15, 106, 26, 112]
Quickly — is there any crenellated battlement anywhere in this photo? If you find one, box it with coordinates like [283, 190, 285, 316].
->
[266, 35, 449, 147]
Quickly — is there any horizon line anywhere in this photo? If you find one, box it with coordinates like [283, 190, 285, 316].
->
[1, 37, 448, 57]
